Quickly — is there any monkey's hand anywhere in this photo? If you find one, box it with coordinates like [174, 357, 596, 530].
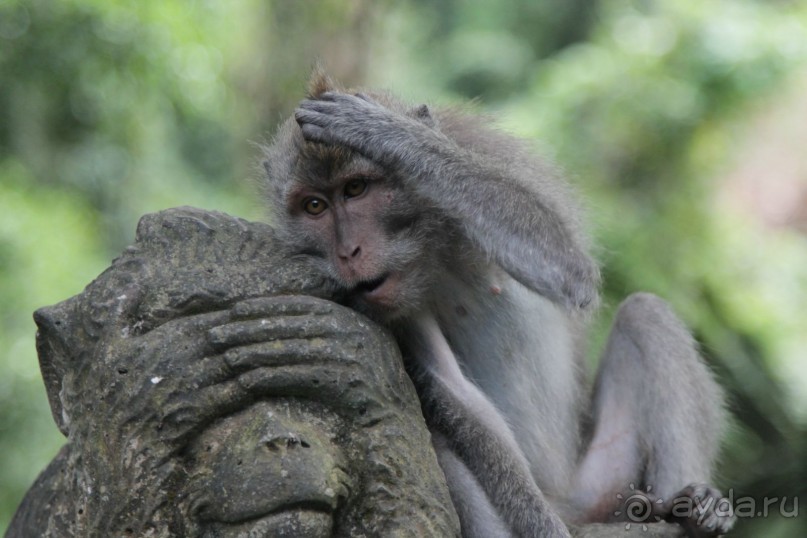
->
[295, 91, 443, 169]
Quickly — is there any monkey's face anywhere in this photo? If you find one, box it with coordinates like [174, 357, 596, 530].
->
[278, 154, 445, 323]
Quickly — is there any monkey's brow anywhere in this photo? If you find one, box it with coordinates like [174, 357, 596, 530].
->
[334, 153, 387, 179]
[338, 172, 382, 183]
[299, 171, 383, 192]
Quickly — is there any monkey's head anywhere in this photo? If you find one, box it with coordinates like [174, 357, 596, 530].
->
[262, 72, 452, 323]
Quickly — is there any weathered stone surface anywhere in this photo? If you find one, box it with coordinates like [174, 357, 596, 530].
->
[7, 207, 459, 537]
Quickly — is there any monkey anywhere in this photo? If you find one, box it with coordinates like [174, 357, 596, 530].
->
[261, 71, 734, 538]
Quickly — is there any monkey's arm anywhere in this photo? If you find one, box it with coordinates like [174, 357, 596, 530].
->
[295, 92, 599, 310]
[403, 314, 571, 538]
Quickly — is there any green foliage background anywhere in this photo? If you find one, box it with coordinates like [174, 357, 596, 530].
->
[1, 0, 806, 535]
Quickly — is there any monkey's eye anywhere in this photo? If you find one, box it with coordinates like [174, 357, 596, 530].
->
[303, 197, 328, 215]
[344, 179, 367, 199]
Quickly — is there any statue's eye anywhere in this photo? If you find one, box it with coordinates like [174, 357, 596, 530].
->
[344, 179, 367, 198]
[303, 197, 328, 215]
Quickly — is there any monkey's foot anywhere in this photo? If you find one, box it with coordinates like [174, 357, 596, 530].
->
[663, 483, 734, 537]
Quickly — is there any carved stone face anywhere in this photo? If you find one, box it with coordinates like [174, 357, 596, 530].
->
[185, 399, 353, 538]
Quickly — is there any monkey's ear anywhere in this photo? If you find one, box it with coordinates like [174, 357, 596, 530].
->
[307, 64, 335, 99]
[412, 104, 437, 128]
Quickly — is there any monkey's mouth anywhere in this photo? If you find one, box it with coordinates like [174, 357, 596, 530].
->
[354, 274, 390, 294]
[351, 272, 400, 307]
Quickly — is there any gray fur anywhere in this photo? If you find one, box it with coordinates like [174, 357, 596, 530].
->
[432, 431, 512, 538]
[262, 80, 733, 537]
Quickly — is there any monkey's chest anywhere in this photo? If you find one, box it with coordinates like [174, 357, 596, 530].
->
[435, 274, 578, 423]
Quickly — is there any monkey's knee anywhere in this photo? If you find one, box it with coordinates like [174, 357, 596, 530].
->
[596, 293, 726, 499]
[607, 292, 698, 367]
[613, 292, 684, 332]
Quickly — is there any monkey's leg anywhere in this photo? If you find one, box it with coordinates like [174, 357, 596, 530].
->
[570, 293, 733, 536]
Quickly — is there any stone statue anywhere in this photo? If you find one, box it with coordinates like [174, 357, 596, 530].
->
[7, 207, 459, 537]
[7, 207, 685, 537]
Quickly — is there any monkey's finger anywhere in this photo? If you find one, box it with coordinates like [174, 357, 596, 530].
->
[231, 295, 335, 320]
[313, 92, 370, 114]
[298, 96, 342, 110]
[208, 316, 340, 350]
[317, 92, 358, 103]
[299, 123, 331, 145]
[697, 512, 720, 535]
[714, 513, 735, 534]
[294, 107, 329, 127]
[296, 98, 348, 119]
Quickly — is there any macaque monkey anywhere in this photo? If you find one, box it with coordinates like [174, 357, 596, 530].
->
[261, 71, 733, 537]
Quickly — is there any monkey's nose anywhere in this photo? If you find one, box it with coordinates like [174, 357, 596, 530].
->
[339, 245, 361, 260]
